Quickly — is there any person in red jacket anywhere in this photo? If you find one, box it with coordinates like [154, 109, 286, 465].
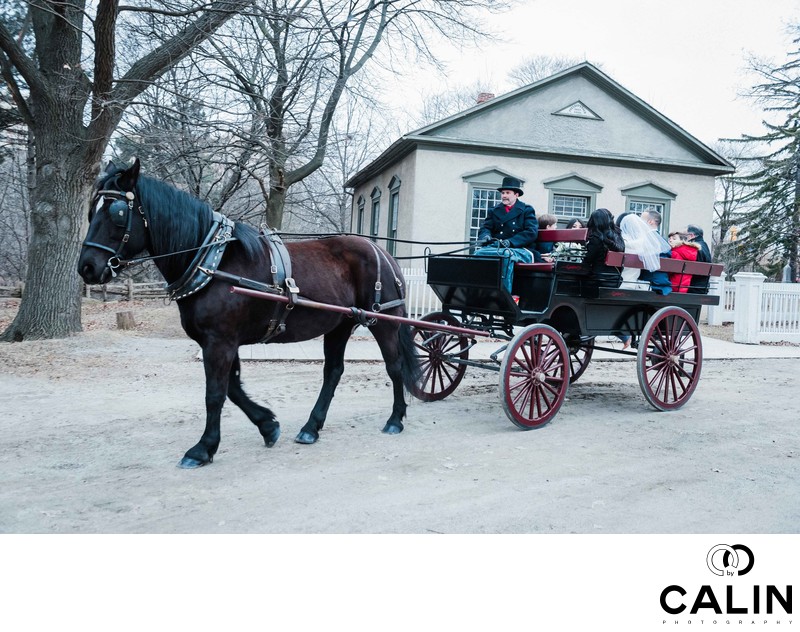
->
[668, 232, 702, 292]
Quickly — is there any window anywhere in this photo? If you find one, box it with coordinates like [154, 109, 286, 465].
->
[543, 173, 602, 225]
[552, 194, 589, 219]
[387, 177, 401, 256]
[627, 200, 665, 216]
[620, 182, 677, 236]
[370, 187, 381, 242]
[356, 196, 365, 234]
[461, 169, 522, 246]
[469, 187, 502, 243]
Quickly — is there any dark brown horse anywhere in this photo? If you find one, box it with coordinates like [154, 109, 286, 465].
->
[78, 159, 418, 468]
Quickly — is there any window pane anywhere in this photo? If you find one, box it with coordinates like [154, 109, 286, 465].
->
[468, 187, 502, 242]
[371, 201, 380, 240]
[387, 191, 399, 256]
[628, 200, 664, 215]
[552, 194, 588, 219]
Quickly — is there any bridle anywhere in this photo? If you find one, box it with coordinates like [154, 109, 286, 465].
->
[82, 186, 148, 278]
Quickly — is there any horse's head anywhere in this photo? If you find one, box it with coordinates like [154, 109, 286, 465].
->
[78, 158, 149, 285]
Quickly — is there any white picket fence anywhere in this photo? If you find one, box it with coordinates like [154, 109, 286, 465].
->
[401, 267, 441, 317]
[761, 283, 800, 340]
[708, 272, 800, 343]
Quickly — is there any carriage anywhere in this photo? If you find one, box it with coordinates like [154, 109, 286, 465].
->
[408, 228, 724, 429]
[79, 160, 723, 467]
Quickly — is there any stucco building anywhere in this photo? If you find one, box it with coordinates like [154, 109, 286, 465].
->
[345, 63, 733, 259]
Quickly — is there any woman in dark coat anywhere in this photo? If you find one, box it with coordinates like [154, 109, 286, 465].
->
[582, 208, 625, 287]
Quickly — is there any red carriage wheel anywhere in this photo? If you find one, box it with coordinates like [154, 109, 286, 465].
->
[568, 337, 594, 384]
[499, 324, 570, 429]
[410, 311, 470, 402]
[636, 306, 703, 411]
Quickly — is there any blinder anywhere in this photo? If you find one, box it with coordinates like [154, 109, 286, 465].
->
[83, 187, 145, 278]
[108, 197, 131, 228]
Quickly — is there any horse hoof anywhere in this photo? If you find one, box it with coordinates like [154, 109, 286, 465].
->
[263, 426, 281, 448]
[382, 424, 403, 435]
[295, 431, 318, 445]
[177, 456, 207, 469]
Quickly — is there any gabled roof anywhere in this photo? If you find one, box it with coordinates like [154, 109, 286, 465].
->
[346, 63, 734, 188]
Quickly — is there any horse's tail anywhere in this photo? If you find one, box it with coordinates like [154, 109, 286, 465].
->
[397, 322, 421, 393]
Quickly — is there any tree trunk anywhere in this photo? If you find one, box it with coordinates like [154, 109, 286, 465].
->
[793, 142, 800, 282]
[267, 178, 287, 229]
[1, 156, 91, 341]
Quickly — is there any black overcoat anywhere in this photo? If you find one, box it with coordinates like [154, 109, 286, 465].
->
[477, 200, 538, 248]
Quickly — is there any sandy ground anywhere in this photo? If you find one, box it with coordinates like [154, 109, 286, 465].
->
[0, 298, 798, 533]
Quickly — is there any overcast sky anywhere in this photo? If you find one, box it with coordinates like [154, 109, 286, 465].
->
[394, 0, 799, 148]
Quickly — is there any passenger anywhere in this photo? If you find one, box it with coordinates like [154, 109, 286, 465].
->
[668, 232, 701, 293]
[618, 213, 672, 295]
[475, 176, 538, 292]
[615, 212, 647, 290]
[639, 210, 674, 295]
[581, 208, 624, 288]
[565, 217, 585, 229]
[552, 217, 587, 260]
[682, 224, 712, 294]
[533, 213, 558, 262]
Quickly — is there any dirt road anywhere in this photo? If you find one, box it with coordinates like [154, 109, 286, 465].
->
[0, 299, 798, 533]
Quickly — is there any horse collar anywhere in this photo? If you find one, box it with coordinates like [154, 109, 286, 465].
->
[166, 212, 235, 301]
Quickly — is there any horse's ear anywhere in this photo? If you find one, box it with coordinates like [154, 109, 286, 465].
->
[119, 158, 141, 189]
[104, 160, 116, 173]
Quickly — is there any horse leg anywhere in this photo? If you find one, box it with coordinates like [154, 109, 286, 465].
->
[178, 341, 236, 469]
[295, 322, 350, 445]
[372, 321, 414, 435]
[227, 352, 280, 447]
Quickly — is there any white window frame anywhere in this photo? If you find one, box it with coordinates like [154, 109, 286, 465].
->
[387, 176, 401, 256]
[355, 196, 365, 234]
[621, 182, 677, 237]
[543, 173, 602, 226]
[370, 187, 381, 242]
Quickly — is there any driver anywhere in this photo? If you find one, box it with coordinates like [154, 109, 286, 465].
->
[474, 176, 538, 292]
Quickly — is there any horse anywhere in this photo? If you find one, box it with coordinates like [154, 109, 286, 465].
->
[78, 159, 419, 468]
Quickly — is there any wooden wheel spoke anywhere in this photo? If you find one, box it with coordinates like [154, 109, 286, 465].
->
[440, 337, 466, 356]
[410, 312, 469, 402]
[638, 307, 703, 411]
[501, 325, 569, 429]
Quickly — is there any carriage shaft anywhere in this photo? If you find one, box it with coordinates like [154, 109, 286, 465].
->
[228, 285, 492, 338]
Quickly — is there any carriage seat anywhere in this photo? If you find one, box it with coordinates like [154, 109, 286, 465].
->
[514, 228, 587, 274]
[604, 251, 724, 294]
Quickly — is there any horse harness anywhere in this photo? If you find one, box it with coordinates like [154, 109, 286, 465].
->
[83, 188, 148, 277]
[251, 230, 407, 342]
[165, 212, 234, 300]
[84, 182, 405, 337]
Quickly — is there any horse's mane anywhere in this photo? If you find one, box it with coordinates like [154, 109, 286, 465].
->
[99, 167, 266, 275]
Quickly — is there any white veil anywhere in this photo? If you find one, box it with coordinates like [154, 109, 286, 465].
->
[620, 214, 664, 271]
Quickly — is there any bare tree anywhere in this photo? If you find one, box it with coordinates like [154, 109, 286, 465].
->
[283, 89, 396, 233]
[507, 54, 591, 88]
[416, 79, 498, 127]
[0, 148, 30, 284]
[724, 24, 800, 281]
[169, 0, 511, 229]
[0, 0, 253, 340]
[712, 141, 756, 274]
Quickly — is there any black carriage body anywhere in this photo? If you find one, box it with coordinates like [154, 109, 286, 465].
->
[426, 254, 719, 339]
[414, 252, 723, 428]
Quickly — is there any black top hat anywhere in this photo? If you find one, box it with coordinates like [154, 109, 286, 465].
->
[497, 176, 524, 196]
